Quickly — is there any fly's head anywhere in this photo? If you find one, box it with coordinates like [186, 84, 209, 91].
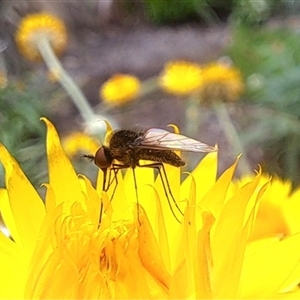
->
[94, 146, 113, 170]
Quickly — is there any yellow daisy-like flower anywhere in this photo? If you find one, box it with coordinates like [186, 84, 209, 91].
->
[159, 60, 203, 96]
[63, 131, 100, 158]
[15, 13, 67, 62]
[14, 13, 99, 130]
[1, 119, 300, 298]
[100, 74, 141, 105]
[237, 174, 300, 241]
[201, 62, 245, 102]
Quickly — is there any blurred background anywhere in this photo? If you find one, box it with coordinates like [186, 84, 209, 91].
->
[1, 0, 300, 191]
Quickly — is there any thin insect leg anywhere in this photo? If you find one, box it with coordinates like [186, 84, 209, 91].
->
[99, 166, 121, 226]
[158, 163, 184, 216]
[98, 168, 107, 225]
[131, 167, 141, 224]
[104, 167, 117, 191]
[103, 163, 129, 203]
[105, 167, 119, 202]
[109, 164, 131, 201]
[137, 162, 182, 223]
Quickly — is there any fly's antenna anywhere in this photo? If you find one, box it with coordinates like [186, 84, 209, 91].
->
[81, 154, 95, 161]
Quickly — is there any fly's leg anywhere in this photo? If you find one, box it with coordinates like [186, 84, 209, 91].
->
[131, 167, 141, 225]
[137, 162, 183, 223]
[99, 164, 128, 226]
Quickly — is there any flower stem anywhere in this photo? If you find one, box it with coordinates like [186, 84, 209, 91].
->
[140, 76, 158, 97]
[185, 96, 200, 136]
[36, 37, 97, 124]
[213, 101, 252, 175]
[0, 39, 7, 88]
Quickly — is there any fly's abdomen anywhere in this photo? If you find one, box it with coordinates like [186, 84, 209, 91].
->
[139, 149, 185, 167]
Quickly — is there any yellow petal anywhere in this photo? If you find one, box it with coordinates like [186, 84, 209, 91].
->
[0, 229, 25, 298]
[43, 183, 57, 214]
[110, 170, 131, 221]
[169, 259, 192, 298]
[79, 175, 101, 225]
[211, 170, 262, 298]
[124, 166, 153, 204]
[169, 180, 202, 299]
[0, 188, 18, 243]
[170, 199, 214, 299]
[241, 233, 300, 298]
[42, 118, 85, 212]
[283, 189, 300, 234]
[199, 155, 239, 217]
[152, 164, 183, 258]
[25, 202, 89, 298]
[0, 144, 45, 250]
[137, 206, 171, 292]
[273, 290, 300, 299]
[102, 119, 114, 146]
[181, 151, 218, 203]
[151, 186, 171, 271]
[195, 211, 214, 299]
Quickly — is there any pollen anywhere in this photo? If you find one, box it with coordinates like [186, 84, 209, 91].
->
[100, 74, 141, 105]
[158, 60, 203, 96]
[15, 13, 68, 62]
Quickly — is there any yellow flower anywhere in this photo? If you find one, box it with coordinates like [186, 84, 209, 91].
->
[238, 174, 300, 241]
[15, 13, 98, 129]
[100, 74, 141, 105]
[201, 62, 244, 102]
[1, 119, 300, 298]
[15, 13, 67, 62]
[63, 131, 100, 158]
[159, 60, 203, 96]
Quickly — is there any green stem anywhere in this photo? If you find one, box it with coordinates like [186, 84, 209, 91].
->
[284, 134, 300, 185]
[185, 96, 200, 136]
[213, 101, 252, 175]
[36, 37, 97, 124]
[139, 76, 158, 97]
[0, 40, 7, 88]
[0, 53, 7, 88]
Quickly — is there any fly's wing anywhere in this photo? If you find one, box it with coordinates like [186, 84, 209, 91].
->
[134, 128, 217, 152]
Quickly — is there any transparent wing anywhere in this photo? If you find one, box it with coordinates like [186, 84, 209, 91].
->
[135, 128, 217, 152]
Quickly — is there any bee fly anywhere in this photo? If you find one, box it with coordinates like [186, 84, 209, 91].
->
[84, 128, 217, 224]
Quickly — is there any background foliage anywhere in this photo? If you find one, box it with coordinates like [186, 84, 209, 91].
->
[2, 0, 300, 188]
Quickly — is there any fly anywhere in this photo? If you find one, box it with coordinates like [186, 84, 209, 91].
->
[84, 128, 217, 224]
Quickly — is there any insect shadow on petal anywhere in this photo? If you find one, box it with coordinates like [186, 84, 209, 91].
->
[83, 127, 217, 225]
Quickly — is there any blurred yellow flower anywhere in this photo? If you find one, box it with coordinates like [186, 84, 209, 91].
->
[100, 74, 141, 105]
[1, 119, 300, 298]
[63, 131, 100, 158]
[15, 13, 68, 62]
[238, 174, 300, 241]
[201, 62, 244, 102]
[159, 60, 203, 96]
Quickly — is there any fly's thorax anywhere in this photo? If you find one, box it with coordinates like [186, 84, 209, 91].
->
[108, 129, 144, 164]
[109, 129, 144, 148]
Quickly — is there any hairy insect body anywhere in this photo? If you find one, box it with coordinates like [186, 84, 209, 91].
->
[83, 127, 217, 224]
[107, 129, 185, 168]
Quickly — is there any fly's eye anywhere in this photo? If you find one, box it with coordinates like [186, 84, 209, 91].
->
[94, 147, 111, 169]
